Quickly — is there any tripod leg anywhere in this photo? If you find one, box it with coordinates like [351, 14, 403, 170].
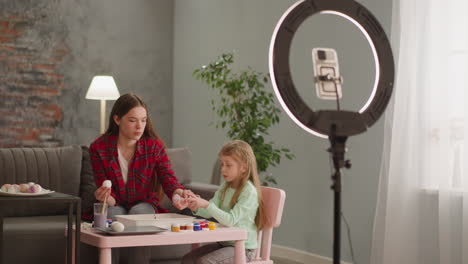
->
[333, 171, 341, 264]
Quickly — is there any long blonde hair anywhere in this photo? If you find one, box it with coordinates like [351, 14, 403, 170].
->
[218, 140, 268, 230]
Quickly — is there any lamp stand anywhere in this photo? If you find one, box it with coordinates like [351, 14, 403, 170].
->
[328, 124, 351, 264]
[100, 99, 106, 135]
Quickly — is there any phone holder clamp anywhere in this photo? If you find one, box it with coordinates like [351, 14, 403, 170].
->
[316, 74, 343, 84]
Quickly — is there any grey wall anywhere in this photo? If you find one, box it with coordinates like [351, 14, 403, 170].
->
[0, 0, 174, 147]
[59, 0, 174, 146]
[173, 1, 393, 263]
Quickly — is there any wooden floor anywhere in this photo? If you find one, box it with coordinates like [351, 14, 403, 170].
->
[151, 256, 304, 264]
[271, 255, 304, 264]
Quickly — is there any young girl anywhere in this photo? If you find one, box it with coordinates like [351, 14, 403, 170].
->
[182, 140, 267, 264]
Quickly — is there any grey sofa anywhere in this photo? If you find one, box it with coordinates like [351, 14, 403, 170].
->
[0, 145, 218, 264]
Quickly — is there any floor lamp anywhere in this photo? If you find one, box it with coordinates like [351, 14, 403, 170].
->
[85, 76, 120, 134]
[269, 0, 395, 263]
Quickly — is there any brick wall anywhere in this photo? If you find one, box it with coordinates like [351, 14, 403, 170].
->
[0, 11, 68, 147]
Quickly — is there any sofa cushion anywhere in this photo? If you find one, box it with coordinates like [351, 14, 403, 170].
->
[158, 147, 192, 212]
[79, 146, 97, 217]
[166, 147, 192, 185]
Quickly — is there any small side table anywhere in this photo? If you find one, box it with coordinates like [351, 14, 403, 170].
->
[0, 192, 81, 264]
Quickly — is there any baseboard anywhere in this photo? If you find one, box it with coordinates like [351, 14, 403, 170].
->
[271, 244, 352, 264]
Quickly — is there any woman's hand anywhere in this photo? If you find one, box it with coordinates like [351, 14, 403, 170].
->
[94, 186, 115, 206]
[173, 188, 197, 199]
[172, 193, 188, 210]
[181, 189, 197, 199]
[172, 189, 199, 210]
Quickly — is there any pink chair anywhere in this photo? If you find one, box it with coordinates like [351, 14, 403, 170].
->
[248, 186, 286, 264]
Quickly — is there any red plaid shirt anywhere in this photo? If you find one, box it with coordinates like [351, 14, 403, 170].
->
[88, 134, 184, 216]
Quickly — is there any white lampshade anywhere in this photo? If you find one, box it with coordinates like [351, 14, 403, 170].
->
[85, 76, 120, 100]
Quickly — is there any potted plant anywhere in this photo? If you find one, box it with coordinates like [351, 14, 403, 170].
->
[193, 52, 294, 185]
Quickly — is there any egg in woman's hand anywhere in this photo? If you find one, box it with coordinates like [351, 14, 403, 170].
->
[102, 180, 112, 188]
[111, 222, 125, 232]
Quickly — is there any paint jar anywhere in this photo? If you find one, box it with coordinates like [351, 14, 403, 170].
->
[171, 224, 180, 232]
[208, 222, 216, 230]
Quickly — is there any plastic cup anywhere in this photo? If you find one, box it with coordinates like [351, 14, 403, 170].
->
[94, 203, 107, 228]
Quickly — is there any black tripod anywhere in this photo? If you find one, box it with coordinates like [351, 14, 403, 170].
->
[328, 124, 352, 264]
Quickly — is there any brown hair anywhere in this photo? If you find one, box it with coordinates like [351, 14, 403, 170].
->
[218, 140, 268, 230]
[105, 93, 164, 199]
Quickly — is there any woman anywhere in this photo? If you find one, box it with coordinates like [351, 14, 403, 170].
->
[89, 93, 193, 263]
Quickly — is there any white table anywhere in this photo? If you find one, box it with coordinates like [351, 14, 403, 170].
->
[75, 225, 248, 264]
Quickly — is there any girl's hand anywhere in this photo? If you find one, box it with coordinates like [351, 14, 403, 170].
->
[187, 201, 197, 212]
[187, 197, 209, 210]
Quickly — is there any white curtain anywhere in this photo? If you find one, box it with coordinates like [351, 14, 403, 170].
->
[371, 0, 468, 263]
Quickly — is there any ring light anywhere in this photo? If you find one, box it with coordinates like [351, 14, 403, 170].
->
[268, 0, 394, 138]
[268, 1, 395, 263]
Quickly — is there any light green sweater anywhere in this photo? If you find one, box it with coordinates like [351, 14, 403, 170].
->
[195, 181, 259, 249]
